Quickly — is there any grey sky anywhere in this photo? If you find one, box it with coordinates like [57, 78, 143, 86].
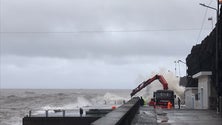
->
[0, 0, 217, 89]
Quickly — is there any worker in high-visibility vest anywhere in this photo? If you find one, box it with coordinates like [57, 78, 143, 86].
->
[167, 101, 172, 109]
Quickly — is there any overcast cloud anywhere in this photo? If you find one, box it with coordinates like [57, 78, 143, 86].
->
[0, 0, 217, 89]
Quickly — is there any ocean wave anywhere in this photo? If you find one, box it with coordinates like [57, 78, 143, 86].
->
[0, 89, 130, 125]
[24, 91, 35, 95]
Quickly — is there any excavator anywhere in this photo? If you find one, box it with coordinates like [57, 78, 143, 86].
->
[130, 74, 175, 108]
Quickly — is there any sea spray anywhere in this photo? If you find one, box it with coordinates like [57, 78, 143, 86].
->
[41, 96, 92, 110]
[103, 92, 129, 105]
[134, 68, 185, 102]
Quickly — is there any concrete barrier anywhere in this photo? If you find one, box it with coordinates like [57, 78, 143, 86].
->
[91, 97, 140, 125]
[23, 117, 100, 125]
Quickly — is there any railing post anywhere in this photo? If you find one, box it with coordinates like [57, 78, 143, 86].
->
[28, 110, 31, 117]
[63, 110, 65, 117]
[45, 110, 48, 117]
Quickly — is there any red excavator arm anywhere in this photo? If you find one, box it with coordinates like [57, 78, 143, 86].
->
[130, 74, 168, 97]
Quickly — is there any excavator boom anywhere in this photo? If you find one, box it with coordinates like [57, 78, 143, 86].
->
[130, 74, 168, 97]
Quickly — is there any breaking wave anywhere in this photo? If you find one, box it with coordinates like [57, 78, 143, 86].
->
[0, 89, 130, 125]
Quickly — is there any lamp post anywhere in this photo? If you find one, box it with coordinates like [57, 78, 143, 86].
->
[177, 60, 188, 77]
[174, 61, 178, 77]
[200, 1, 220, 113]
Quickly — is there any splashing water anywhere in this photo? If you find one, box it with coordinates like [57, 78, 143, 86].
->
[135, 68, 185, 101]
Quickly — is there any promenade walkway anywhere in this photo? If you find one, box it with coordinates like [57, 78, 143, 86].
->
[132, 106, 222, 125]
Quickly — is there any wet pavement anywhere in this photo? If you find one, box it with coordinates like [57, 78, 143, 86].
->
[132, 106, 222, 125]
[131, 106, 157, 125]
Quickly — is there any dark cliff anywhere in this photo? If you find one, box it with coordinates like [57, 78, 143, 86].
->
[186, 7, 222, 94]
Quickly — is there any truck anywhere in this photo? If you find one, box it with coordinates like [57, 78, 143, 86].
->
[130, 74, 175, 108]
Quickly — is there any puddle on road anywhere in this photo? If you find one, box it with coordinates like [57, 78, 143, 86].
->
[157, 116, 169, 123]
[166, 120, 175, 123]
[157, 112, 167, 116]
[156, 108, 177, 124]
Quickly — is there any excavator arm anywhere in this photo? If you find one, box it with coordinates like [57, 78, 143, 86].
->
[130, 74, 168, 97]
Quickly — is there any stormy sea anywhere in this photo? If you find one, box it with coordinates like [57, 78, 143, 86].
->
[0, 89, 131, 125]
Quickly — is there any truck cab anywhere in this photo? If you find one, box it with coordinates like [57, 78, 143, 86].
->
[153, 90, 175, 108]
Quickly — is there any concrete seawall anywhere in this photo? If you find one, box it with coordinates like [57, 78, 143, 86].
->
[23, 117, 100, 125]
